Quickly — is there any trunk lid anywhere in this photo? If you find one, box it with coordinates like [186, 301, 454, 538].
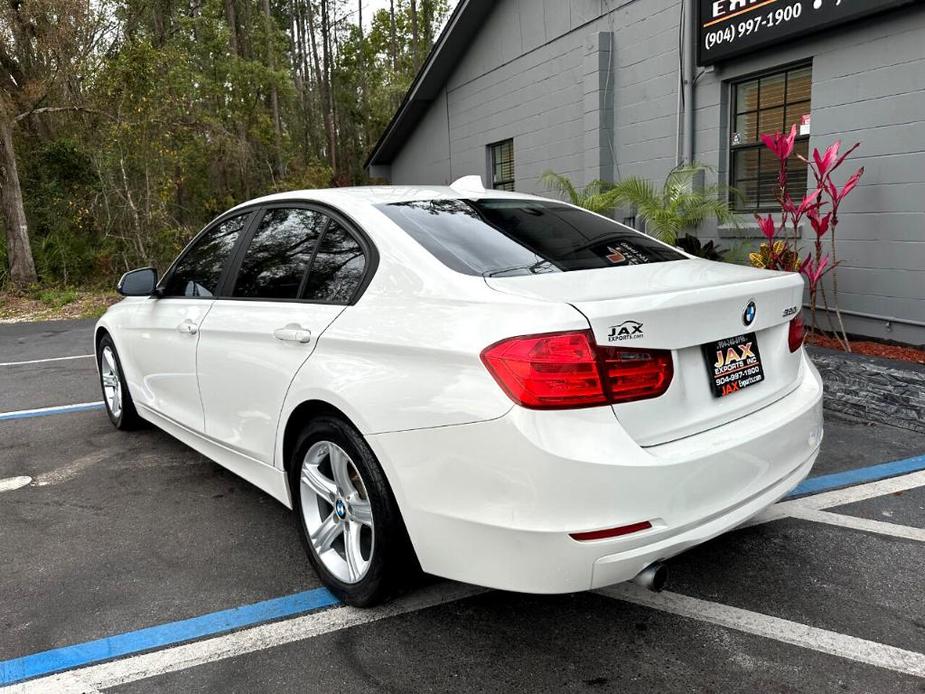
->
[486, 259, 806, 446]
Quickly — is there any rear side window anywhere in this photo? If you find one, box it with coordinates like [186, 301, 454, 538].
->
[303, 221, 367, 304]
[377, 199, 686, 276]
[233, 208, 327, 299]
[162, 214, 249, 297]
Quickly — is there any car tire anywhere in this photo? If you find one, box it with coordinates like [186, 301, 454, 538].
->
[290, 415, 415, 607]
[97, 334, 143, 430]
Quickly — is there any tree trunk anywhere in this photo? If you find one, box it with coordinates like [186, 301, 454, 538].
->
[262, 0, 284, 177]
[0, 117, 37, 285]
[410, 0, 419, 64]
[389, 0, 397, 71]
[358, 0, 368, 159]
[224, 0, 240, 55]
[224, 0, 251, 196]
[309, 0, 336, 174]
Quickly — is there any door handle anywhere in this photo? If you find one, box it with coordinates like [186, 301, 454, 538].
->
[273, 324, 312, 344]
[177, 319, 199, 335]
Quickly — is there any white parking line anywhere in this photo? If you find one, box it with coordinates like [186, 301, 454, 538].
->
[1, 582, 487, 693]
[600, 584, 925, 678]
[793, 469, 925, 510]
[0, 477, 32, 493]
[787, 508, 925, 542]
[747, 469, 925, 527]
[0, 355, 94, 367]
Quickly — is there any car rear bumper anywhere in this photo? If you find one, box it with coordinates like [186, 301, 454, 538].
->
[367, 353, 823, 593]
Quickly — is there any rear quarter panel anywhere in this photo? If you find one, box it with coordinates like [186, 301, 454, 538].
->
[279, 291, 588, 438]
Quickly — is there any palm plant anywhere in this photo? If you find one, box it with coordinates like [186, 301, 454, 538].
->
[539, 172, 620, 215]
[541, 165, 739, 245]
[605, 164, 738, 244]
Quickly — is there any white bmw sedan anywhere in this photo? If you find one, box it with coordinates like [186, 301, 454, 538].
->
[95, 178, 823, 606]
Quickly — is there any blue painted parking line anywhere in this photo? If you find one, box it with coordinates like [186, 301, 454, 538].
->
[0, 586, 340, 686]
[785, 454, 925, 499]
[0, 402, 104, 422]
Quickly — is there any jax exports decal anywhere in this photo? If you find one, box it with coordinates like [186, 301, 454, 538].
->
[698, 0, 921, 65]
[608, 320, 644, 342]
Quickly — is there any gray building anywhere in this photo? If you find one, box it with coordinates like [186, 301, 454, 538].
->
[366, 0, 925, 346]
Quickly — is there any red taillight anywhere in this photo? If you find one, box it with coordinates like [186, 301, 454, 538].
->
[598, 344, 674, 405]
[788, 316, 805, 353]
[480, 330, 673, 410]
[480, 330, 607, 409]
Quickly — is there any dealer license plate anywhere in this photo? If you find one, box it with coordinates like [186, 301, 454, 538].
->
[702, 332, 764, 398]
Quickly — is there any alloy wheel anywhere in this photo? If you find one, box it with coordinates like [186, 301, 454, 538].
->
[100, 346, 123, 419]
[299, 440, 375, 584]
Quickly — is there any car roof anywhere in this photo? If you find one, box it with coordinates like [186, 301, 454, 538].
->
[226, 185, 547, 213]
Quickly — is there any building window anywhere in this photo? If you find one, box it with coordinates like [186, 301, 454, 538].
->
[729, 65, 812, 211]
[489, 139, 515, 191]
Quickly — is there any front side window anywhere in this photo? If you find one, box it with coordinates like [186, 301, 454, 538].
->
[162, 214, 249, 297]
[377, 199, 685, 277]
[303, 221, 367, 303]
[730, 65, 812, 211]
[489, 139, 515, 191]
[233, 208, 328, 299]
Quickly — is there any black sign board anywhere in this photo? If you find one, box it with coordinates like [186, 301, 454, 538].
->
[698, 0, 921, 66]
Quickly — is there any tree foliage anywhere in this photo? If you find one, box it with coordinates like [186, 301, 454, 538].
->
[0, 0, 450, 286]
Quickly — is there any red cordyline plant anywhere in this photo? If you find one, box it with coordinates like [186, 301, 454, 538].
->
[748, 123, 864, 351]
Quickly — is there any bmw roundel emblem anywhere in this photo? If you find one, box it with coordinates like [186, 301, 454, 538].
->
[743, 300, 757, 327]
[335, 498, 347, 519]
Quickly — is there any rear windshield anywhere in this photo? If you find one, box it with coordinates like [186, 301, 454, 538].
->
[376, 199, 686, 276]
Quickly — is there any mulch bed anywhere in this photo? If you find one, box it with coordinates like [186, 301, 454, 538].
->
[806, 332, 925, 366]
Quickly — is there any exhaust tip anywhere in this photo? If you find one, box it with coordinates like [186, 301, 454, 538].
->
[631, 561, 668, 592]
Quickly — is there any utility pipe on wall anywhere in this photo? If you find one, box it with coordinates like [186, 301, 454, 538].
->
[683, 0, 696, 164]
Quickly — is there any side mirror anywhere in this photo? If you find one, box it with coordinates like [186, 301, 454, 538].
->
[117, 267, 158, 296]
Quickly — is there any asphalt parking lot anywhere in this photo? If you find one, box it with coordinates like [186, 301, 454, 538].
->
[1, 319, 924, 693]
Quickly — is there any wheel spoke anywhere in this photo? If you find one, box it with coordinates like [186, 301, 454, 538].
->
[102, 373, 117, 387]
[350, 498, 373, 526]
[103, 349, 117, 373]
[300, 465, 337, 504]
[329, 445, 353, 494]
[344, 522, 363, 581]
[311, 513, 343, 553]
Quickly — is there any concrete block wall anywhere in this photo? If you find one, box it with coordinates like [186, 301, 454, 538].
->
[695, 5, 925, 345]
[386, 0, 925, 345]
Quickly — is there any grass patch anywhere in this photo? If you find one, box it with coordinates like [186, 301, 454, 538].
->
[34, 287, 79, 308]
[0, 287, 119, 322]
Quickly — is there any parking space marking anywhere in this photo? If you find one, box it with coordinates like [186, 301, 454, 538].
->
[786, 507, 925, 542]
[0, 587, 340, 686]
[600, 584, 925, 678]
[0, 583, 486, 692]
[32, 452, 108, 487]
[2, 463, 923, 689]
[787, 468, 925, 511]
[0, 355, 94, 368]
[750, 469, 925, 527]
[785, 454, 925, 499]
[0, 402, 104, 422]
[0, 477, 32, 493]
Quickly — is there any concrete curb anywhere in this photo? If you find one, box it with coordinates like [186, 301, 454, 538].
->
[808, 346, 925, 434]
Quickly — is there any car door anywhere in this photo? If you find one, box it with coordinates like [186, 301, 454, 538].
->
[196, 205, 371, 464]
[126, 212, 253, 432]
